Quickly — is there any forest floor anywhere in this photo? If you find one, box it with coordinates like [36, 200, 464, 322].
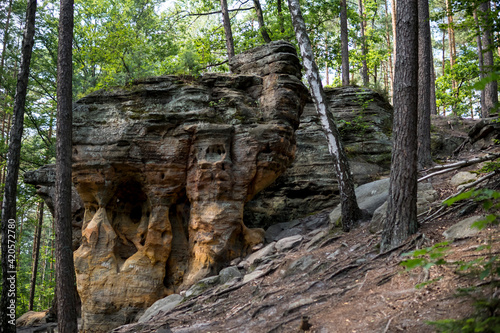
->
[109, 146, 500, 333]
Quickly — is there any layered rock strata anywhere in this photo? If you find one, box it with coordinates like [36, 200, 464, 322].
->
[244, 86, 393, 228]
[69, 41, 307, 331]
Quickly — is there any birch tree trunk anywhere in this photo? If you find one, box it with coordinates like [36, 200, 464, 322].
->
[0, 0, 37, 331]
[381, 0, 419, 251]
[287, 0, 362, 231]
[474, 7, 486, 114]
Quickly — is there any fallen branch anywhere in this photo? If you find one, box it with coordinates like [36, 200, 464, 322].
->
[418, 153, 500, 182]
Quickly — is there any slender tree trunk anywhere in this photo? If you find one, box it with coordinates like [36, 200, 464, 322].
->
[430, 59, 437, 115]
[391, 0, 397, 66]
[29, 202, 44, 310]
[340, 0, 350, 86]
[474, 7, 487, 114]
[287, 0, 361, 231]
[221, 0, 235, 60]
[253, 0, 272, 43]
[358, 0, 369, 86]
[381, 0, 419, 251]
[1, 0, 37, 331]
[384, 0, 394, 100]
[0, 0, 13, 70]
[445, 0, 457, 90]
[478, 1, 498, 118]
[55, 0, 78, 330]
[277, 0, 285, 33]
[417, 0, 433, 168]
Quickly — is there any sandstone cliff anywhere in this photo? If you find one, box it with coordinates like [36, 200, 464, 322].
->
[31, 41, 307, 332]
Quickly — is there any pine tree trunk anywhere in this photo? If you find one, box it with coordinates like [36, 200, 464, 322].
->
[287, 0, 362, 231]
[55, 0, 78, 330]
[358, 0, 369, 86]
[340, 0, 350, 86]
[430, 59, 437, 115]
[381, 0, 419, 251]
[253, 0, 272, 43]
[221, 0, 235, 60]
[417, 0, 433, 169]
[29, 201, 44, 311]
[478, 1, 499, 118]
[1, 0, 37, 331]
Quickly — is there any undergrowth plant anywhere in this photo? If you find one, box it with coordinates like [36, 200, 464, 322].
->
[400, 187, 500, 332]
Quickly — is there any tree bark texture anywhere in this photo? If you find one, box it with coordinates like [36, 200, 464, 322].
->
[253, 0, 272, 43]
[478, 1, 498, 118]
[474, 7, 487, 114]
[417, 0, 433, 169]
[287, 0, 361, 231]
[340, 0, 350, 86]
[381, 0, 419, 251]
[55, 0, 78, 331]
[358, 0, 369, 86]
[221, 0, 235, 60]
[0, 0, 37, 331]
[29, 201, 44, 310]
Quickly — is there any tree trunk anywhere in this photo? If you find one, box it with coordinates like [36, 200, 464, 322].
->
[340, 0, 350, 86]
[444, 0, 457, 90]
[478, 1, 498, 118]
[287, 0, 362, 231]
[55, 0, 78, 330]
[390, 0, 397, 66]
[0, 0, 37, 331]
[381, 0, 419, 251]
[417, 0, 433, 169]
[221, 0, 235, 60]
[253, 0, 272, 43]
[430, 59, 437, 115]
[29, 202, 44, 311]
[277, 0, 285, 33]
[358, 0, 369, 86]
[474, 7, 486, 114]
[384, 0, 394, 100]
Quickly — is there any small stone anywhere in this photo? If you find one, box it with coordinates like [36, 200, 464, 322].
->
[246, 242, 276, 265]
[138, 294, 184, 323]
[276, 235, 303, 252]
[450, 171, 477, 186]
[275, 227, 303, 241]
[185, 276, 220, 298]
[218, 266, 242, 284]
[443, 215, 485, 240]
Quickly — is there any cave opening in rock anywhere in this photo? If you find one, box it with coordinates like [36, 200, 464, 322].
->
[107, 179, 148, 261]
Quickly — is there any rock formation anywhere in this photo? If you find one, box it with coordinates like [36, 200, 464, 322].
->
[48, 41, 306, 332]
[244, 86, 393, 228]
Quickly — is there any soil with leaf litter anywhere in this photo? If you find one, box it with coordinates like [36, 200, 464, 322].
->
[112, 162, 500, 333]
